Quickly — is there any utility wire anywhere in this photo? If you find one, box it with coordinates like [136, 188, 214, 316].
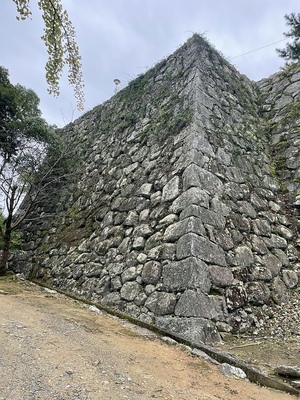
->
[228, 38, 288, 60]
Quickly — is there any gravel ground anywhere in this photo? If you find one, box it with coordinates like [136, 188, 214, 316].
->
[0, 277, 298, 400]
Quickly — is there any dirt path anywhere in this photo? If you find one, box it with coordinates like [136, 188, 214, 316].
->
[0, 278, 297, 400]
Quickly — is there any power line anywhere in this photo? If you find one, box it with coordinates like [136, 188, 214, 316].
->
[228, 38, 288, 60]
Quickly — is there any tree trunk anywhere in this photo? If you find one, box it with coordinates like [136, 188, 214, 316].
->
[0, 186, 16, 276]
[0, 226, 12, 276]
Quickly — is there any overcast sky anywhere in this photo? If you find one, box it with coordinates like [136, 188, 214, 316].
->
[1, 0, 299, 127]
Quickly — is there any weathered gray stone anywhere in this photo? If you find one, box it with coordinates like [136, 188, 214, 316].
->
[92, 239, 110, 255]
[101, 292, 121, 306]
[150, 191, 162, 205]
[107, 262, 123, 277]
[101, 211, 114, 228]
[185, 130, 215, 158]
[215, 232, 234, 251]
[155, 316, 221, 345]
[134, 292, 148, 306]
[209, 265, 234, 287]
[144, 292, 177, 315]
[263, 234, 288, 249]
[235, 246, 254, 267]
[170, 187, 210, 213]
[180, 205, 226, 229]
[276, 225, 294, 240]
[231, 230, 244, 245]
[124, 210, 139, 226]
[133, 224, 152, 237]
[145, 232, 163, 250]
[261, 253, 282, 277]
[224, 182, 245, 201]
[121, 267, 138, 283]
[216, 322, 233, 333]
[230, 214, 251, 232]
[145, 284, 156, 295]
[251, 235, 269, 255]
[78, 239, 90, 252]
[282, 269, 299, 288]
[250, 192, 268, 210]
[138, 183, 152, 198]
[141, 261, 162, 285]
[162, 176, 180, 202]
[225, 167, 246, 184]
[262, 175, 281, 191]
[117, 237, 131, 253]
[176, 233, 226, 266]
[85, 263, 102, 278]
[161, 243, 176, 260]
[269, 200, 281, 212]
[147, 245, 162, 260]
[211, 197, 231, 217]
[157, 214, 178, 228]
[275, 365, 300, 378]
[277, 214, 291, 226]
[273, 248, 289, 267]
[139, 209, 150, 222]
[237, 201, 257, 218]
[175, 289, 227, 321]
[163, 258, 211, 292]
[220, 363, 247, 379]
[250, 266, 272, 281]
[231, 266, 251, 282]
[245, 281, 270, 305]
[74, 252, 98, 264]
[183, 164, 223, 195]
[94, 276, 111, 296]
[132, 236, 145, 250]
[225, 285, 248, 311]
[120, 281, 142, 301]
[72, 265, 83, 279]
[272, 277, 289, 304]
[163, 216, 205, 242]
[111, 276, 122, 290]
[216, 147, 231, 166]
[118, 198, 138, 212]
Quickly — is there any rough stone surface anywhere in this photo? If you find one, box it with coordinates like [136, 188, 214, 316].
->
[176, 234, 226, 266]
[220, 363, 247, 379]
[155, 316, 221, 345]
[15, 34, 300, 344]
[275, 366, 300, 378]
[175, 290, 227, 321]
[144, 292, 177, 315]
[162, 258, 211, 292]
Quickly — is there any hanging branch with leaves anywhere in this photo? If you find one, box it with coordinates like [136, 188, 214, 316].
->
[12, 0, 85, 110]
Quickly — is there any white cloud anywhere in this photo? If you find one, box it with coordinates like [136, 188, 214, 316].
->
[1, 0, 299, 125]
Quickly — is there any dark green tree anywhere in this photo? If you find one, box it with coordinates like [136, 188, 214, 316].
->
[277, 13, 300, 62]
[0, 66, 48, 161]
[0, 66, 66, 275]
[12, 0, 84, 110]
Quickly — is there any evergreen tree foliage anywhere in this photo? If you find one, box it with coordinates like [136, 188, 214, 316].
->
[277, 13, 300, 62]
[0, 66, 50, 161]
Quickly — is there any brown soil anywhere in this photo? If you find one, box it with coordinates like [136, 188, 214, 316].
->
[0, 277, 298, 400]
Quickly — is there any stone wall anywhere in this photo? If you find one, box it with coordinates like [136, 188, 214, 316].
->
[19, 35, 300, 345]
